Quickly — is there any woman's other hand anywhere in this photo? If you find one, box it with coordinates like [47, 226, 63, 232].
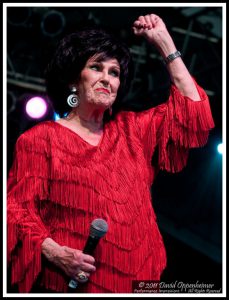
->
[41, 238, 96, 280]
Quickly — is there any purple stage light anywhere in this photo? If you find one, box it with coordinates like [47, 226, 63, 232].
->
[25, 96, 47, 119]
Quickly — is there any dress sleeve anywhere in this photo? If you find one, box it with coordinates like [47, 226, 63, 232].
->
[135, 79, 215, 172]
[7, 131, 50, 292]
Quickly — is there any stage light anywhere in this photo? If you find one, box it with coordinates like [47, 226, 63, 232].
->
[7, 91, 17, 115]
[25, 96, 47, 119]
[217, 143, 223, 155]
[53, 112, 68, 121]
[41, 10, 65, 37]
[53, 112, 60, 121]
[8, 7, 32, 26]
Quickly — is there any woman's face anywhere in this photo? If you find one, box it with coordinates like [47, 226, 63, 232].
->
[76, 54, 121, 109]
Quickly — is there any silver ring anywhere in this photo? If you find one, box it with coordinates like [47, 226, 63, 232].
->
[76, 271, 88, 283]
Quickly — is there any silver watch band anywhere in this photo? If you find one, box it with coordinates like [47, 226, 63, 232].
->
[164, 50, 181, 64]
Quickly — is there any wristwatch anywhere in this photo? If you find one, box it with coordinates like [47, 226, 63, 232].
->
[164, 51, 181, 64]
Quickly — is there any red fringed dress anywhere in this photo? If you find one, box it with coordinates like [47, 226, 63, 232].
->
[7, 81, 214, 293]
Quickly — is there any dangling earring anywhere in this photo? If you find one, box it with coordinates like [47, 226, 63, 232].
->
[109, 106, 112, 116]
[67, 86, 80, 108]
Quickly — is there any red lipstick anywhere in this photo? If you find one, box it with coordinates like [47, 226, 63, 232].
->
[95, 88, 110, 94]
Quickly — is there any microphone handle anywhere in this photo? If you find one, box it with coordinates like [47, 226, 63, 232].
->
[83, 235, 100, 254]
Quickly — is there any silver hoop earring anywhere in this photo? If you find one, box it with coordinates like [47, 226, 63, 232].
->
[67, 87, 80, 108]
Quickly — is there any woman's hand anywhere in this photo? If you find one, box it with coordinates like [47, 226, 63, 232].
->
[132, 14, 176, 55]
[132, 14, 201, 100]
[41, 238, 96, 280]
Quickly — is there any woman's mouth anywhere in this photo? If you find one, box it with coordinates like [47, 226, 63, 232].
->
[95, 88, 110, 95]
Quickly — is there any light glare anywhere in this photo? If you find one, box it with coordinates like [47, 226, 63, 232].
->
[217, 143, 223, 154]
[53, 112, 60, 121]
[25, 97, 47, 119]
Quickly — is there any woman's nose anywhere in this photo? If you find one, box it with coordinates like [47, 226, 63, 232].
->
[100, 71, 110, 84]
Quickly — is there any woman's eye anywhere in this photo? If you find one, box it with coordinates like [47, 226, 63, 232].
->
[110, 70, 120, 77]
[90, 65, 99, 71]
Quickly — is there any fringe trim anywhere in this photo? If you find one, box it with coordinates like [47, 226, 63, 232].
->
[7, 116, 170, 292]
[158, 81, 215, 173]
[40, 246, 166, 293]
[7, 135, 50, 292]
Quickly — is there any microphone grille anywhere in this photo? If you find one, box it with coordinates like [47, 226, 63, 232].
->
[90, 218, 108, 238]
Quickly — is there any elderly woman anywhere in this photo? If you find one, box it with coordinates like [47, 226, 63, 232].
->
[7, 14, 214, 293]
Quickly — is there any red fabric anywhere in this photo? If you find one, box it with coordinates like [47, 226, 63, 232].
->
[7, 81, 214, 293]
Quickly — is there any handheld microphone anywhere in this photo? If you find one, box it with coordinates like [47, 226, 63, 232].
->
[68, 218, 108, 289]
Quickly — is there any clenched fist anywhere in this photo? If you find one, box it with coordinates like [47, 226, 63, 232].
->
[132, 14, 177, 58]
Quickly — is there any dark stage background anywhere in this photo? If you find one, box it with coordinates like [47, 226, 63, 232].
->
[6, 5, 223, 293]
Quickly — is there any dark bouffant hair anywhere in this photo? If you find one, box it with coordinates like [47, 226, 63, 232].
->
[45, 27, 133, 118]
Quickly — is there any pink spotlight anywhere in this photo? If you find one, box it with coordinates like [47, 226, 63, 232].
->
[25, 96, 47, 119]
